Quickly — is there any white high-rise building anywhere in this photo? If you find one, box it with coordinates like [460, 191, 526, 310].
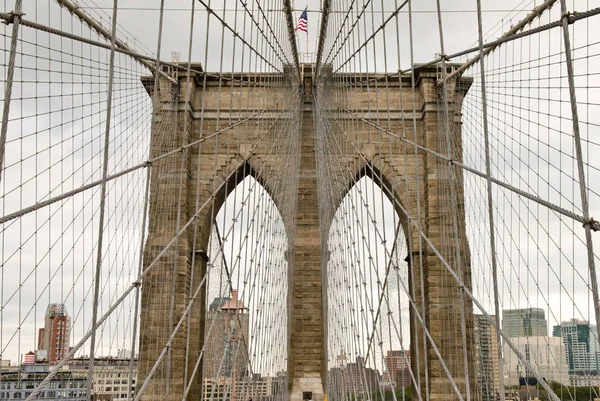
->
[503, 336, 569, 386]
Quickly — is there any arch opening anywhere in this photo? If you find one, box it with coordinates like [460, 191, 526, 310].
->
[202, 173, 289, 401]
[325, 173, 412, 401]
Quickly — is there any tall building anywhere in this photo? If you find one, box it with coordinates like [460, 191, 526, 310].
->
[474, 314, 500, 401]
[502, 308, 548, 338]
[552, 319, 600, 375]
[328, 356, 379, 396]
[203, 290, 250, 401]
[384, 350, 411, 388]
[503, 336, 569, 386]
[343, 356, 380, 394]
[37, 304, 71, 364]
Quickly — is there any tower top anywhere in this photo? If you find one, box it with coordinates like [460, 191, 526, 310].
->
[45, 303, 68, 318]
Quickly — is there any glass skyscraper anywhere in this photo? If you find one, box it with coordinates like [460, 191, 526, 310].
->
[502, 308, 548, 338]
[553, 320, 600, 375]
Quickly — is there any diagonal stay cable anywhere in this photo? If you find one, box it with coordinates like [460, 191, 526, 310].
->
[324, 0, 371, 70]
[283, 0, 300, 75]
[314, 0, 331, 79]
[332, 0, 409, 74]
[23, 89, 299, 400]
[53, 0, 177, 83]
[195, 0, 282, 73]
[180, 116, 299, 400]
[0, 89, 301, 226]
[443, 0, 556, 82]
[0, 0, 23, 186]
[240, 0, 291, 67]
[322, 0, 356, 67]
[315, 92, 465, 401]
[320, 94, 599, 232]
[0, 12, 299, 88]
[135, 98, 299, 400]
[317, 90, 563, 401]
[333, 6, 600, 89]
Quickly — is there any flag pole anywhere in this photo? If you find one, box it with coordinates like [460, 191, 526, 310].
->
[306, 30, 309, 62]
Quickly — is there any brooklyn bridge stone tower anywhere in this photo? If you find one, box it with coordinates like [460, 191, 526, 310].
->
[137, 63, 475, 401]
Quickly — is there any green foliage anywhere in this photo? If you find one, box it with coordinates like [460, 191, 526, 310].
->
[368, 387, 412, 401]
[547, 381, 600, 401]
[518, 382, 600, 401]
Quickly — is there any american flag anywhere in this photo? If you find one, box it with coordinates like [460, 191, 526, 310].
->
[295, 8, 308, 32]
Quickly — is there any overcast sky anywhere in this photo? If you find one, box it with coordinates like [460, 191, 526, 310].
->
[0, 0, 598, 383]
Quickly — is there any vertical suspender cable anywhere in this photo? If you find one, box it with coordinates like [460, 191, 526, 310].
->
[406, 1, 430, 398]
[473, 1, 509, 400]
[283, 0, 301, 79]
[54, 0, 176, 83]
[182, 0, 197, 393]
[315, 0, 332, 79]
[87, 0, 121, 396]
[0, 0, 23, 185]
[443, 0, 557, 84]
[128, 168, 151, 401]
[558, 0, 600, 353]
[433, 1, 471, 399]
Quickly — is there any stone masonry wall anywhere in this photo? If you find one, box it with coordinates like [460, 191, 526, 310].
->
[137, 65, 476, 401]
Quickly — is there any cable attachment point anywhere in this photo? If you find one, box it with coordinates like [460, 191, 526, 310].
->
[447, 158, 454, 166]
[583, 218, 600, 232]
[435, 52, 450, 62]
[561, 11, 576, 24]
[2, 11, 25, 25]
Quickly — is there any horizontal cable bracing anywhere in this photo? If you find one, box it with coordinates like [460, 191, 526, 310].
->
[24, 86, 301, 398]
[135, 91, 300, 397]
[316, 92, 561, 400]
[0, 90, 299, 225]
[195, 0, 281, 73]
[0, 11, 292, 88]
[323, 97, 598, 232]
[2, 1, 600, 401]
[332, 5, 600, 88]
